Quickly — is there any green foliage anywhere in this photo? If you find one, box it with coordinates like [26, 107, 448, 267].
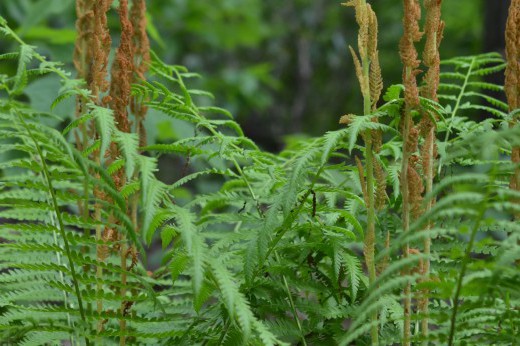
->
[0, 9, 519, 346]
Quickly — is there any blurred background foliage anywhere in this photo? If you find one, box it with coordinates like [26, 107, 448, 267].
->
[0, 0, 499, 150]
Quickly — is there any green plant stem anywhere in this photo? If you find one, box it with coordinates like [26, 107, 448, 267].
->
[447, 197, 488, 345]
[17, 111, 90, 346]
[361, 50, 379, 345]
[401, 65, 413, 346]
[120, 236, 128, 346]
[421, 126, 435, 344]
[274, 251, 308, 346]
[95, 206, 103, 333]
[95, 155, 104, 337]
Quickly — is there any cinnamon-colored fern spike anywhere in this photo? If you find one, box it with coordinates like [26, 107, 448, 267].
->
[127, 2, 151, 336]
[108, 1, 135, 344]
[342, 1, 382, 343]
[73, 0, 94, 154]
[505, 0, 520, 199]
[109, 0, 133, 133]
[130, 0, 150, 148]
[92, 1, 115, 335]
[399, 0, 423, 344]
[91, 0, 113, 104]
[73, 0, 114, 335]
[419, 0, 443, 341]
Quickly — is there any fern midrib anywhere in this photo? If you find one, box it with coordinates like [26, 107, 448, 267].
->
[15, 110, 90, 346]
[447, 174, 494, 346]
[438, 56, 476, 175]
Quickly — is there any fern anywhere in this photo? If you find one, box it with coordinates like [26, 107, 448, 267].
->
[1, 7, 520, 346]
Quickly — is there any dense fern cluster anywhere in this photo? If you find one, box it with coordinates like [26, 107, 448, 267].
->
[0, 8, 519, 346]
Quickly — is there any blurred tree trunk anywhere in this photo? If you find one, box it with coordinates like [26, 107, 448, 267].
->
[483, 0, 509, 54]
[483, 0, 509, 111]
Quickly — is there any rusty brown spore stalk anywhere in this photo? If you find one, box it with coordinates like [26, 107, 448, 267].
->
[109, 0, 134, 134]
[74, 0, 113, 106]
[92, 0, 113, 103]
[418, 0, 443, 341]
[73, 0, 94, 88]
[73, 0, 116, 339]
[73, 0, 150, 342]
[506, 0, 520, 195]
[130, 0, 151, 147]
[399, 0, 423, 345]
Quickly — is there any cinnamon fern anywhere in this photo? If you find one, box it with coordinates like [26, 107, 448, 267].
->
[1, 1, 520, 345]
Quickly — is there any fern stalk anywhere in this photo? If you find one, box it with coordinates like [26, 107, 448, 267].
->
[400, 101, 412, 346]
[442, 58, 474, 144]
[275, 251, 308, 346]
[343, 1, 382, 343]
[362, 62, 379, 346]
[447, 190, 490, 345]
[95, 206, 104, 334]
[120, 236, 128, 346]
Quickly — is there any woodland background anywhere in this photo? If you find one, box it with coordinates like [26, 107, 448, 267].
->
[0, 0, 511, 265]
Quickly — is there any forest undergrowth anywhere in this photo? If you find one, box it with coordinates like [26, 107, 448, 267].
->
[0, 0, 519, 345]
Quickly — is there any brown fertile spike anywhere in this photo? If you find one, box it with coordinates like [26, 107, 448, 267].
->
[73, 0, 94, 83]
[349, 46, 368, 100]
[505, 0, 520, 111]
[130, 0, 150, 82]
[368, 5, 383, 110]
[91, 0, 113, 102]
[355, 156, 369, 205]
[400, 0, 422, 109]
[506, 0, 520, 199]
[73, 0, 96, 152]
[421, 0, 444, 102]
[130, 0, 151, 147]
[399, 2, 423, 345]
[109, 0, 134, 133]
[408, 156, 424, 220]
[374, 157, 387, 210]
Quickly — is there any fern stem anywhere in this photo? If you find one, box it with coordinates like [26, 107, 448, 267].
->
[120, 236, 128, 346]
[216, 319, 231, 345]
[401, 65, 413, 346]
[50, 213, 74, 344]
[232, 159, 263, 216]
[447, 206, 486, 346]
[94, 156, 104, 336]
[442, 57, 475, 143]
[16, 112, 90, 345]
[362, 49, 379, 345]
[420, 126, 435, 343]
[438, 57, 476, 174]
[95, 206, 103, 333]
[275, 251, 308, 346]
